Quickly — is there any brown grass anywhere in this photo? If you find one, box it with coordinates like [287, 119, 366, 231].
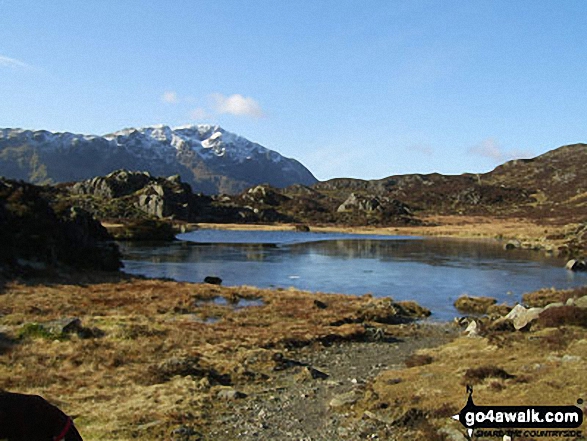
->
[0, 276, 396, 440]
[358, 326, 587, 439]
[196, 215, 571, 243]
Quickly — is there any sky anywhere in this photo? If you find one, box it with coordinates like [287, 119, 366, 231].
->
[2, 0, 587, 181]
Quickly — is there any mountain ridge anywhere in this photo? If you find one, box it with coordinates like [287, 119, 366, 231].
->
[0, 125, 318, 195]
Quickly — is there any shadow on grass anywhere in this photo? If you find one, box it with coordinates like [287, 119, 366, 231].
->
[0, 332, 17, 355]
[0, 268, 135, 295]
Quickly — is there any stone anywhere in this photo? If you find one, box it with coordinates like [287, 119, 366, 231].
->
[313, 300, 328, 309]
[574, 296, 587, 308]
[329, 390, 360, 408]
[565, 259, 587, 271]
[464, 320, 480, 337]
[543, 302, 565, 310]
[503, 240, 521, 250]
[216, 388, 247, 400]
[305, 366, 329, 380]
[204, 276, 222, 285]
[44, 318, 83, 335]
[505, 304, 543, 330]
[561, 355, 582, 363]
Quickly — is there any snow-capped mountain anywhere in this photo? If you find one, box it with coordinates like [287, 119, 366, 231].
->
[0, 125, 317, 194]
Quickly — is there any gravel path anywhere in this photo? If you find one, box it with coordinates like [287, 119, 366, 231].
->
[203, 323, 457, 441]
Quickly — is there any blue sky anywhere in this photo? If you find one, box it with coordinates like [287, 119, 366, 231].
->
[2, 1, 587, 180]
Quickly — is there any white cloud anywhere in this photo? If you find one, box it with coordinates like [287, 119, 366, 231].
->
[210, 93, 264, 118]
[468, 138, 532, 163]
[469, 138, 503, 161]
[161, 91, 179, 104]
[189, 107, 209, 120]
[0, 55, 29, 69]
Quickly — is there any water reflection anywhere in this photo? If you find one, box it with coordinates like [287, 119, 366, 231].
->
[119, 231, 587, 321]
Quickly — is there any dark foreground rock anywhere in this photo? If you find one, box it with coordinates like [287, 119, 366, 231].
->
[0, 178, 121, 272]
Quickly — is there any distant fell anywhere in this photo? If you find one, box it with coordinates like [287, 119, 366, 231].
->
[0, 125, 318, 195]
[313, 143, 587, 221]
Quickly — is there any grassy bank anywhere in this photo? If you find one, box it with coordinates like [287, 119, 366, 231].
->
[0, 275, 429, 440]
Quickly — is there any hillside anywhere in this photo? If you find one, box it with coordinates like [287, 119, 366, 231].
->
[0, 125, 317, 195]
[312, 143, 587, 223]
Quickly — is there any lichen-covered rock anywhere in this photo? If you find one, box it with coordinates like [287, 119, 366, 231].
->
[504, 304, 543, 330]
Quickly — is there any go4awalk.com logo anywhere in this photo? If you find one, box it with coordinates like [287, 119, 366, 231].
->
[452, 386, 584, 439]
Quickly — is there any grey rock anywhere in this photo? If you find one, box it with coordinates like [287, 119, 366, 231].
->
[565, 259, 587, 271]
[45, 318, 84, 335]
[574, 296, 587, 308]
[503, 240, 521, 250]
[329, 390, 360, 408]
[505, 304, 543, 330]
[464, 320, 480, 337]
[217, 388, 247, 400]
[204, 276, 223, 285]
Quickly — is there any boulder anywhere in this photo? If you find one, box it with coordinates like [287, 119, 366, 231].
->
[464, 320, 480, 337]
[574, 296, 587, 308]
[565, 259, 587, 271]
[329, 390, 360, 408]
[504, 304, 543, 330]
[204, 276, 222, 285]
[216, 388, 247, 400]
[503, 240, 521, 250]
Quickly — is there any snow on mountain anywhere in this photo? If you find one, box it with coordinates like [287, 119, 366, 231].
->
[0, 125, 318, 194]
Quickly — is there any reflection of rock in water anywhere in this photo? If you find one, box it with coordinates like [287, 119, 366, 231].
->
[291, 238, 560, 267]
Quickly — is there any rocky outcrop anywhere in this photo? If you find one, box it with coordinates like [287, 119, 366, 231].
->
[241, 185, 291, 207]
[337, 193, 411, 215]
[64, 170, 208, 221]
[71, 170, 153, 198]
[0, 178, 121, 272]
